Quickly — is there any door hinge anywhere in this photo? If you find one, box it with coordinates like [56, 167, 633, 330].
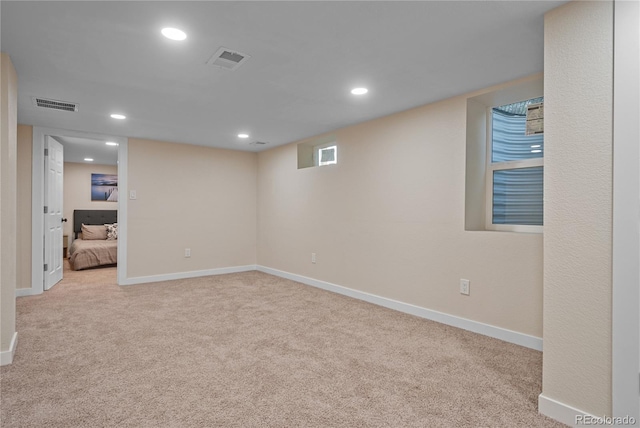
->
[44, 206, 48, 214]
[44, 263, 48, 272]
[44, 148, 49, 156]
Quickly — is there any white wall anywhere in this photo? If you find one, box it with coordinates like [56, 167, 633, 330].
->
[612, 0, 640, 421]
[541, 0, 614, 419]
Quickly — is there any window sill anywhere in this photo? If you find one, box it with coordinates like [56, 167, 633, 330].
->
[485, 224, 543, 234]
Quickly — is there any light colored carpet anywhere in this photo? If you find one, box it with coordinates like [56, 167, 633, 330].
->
[1, 263, 565, 427]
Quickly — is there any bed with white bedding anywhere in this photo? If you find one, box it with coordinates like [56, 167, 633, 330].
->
[69, 210, 118, 271]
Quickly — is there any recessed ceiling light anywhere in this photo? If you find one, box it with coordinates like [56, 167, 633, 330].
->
[238, 133, 249, 139]
[105, 142, 118, 146]
[110, 114, 126, 120]
[84, 158, 94, 162]
[351, 87, 368, 95]
[161, 28, 187, 41]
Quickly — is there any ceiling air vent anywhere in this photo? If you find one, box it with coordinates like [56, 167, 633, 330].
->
[250, 141, 269, 146]
[206, 47, 250, 71]
[32, 97, 78, 112]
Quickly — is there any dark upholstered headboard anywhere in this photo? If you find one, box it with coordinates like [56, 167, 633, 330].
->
[73, 210, 118, 238]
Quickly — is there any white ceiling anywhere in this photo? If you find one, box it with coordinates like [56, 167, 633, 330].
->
[1, 1, 566, 153]
[52, 136, 119, 166]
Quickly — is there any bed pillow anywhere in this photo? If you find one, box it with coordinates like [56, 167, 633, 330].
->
[81, 224, 107, 240]
[105, 223, 118, 241]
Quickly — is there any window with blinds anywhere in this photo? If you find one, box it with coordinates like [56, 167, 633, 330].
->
[488, 97, 544, 229]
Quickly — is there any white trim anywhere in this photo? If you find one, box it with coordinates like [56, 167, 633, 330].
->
[256, 265, 543, 351]
[317, 144, 337, 166]
[490, 158, 544, 171]
[538, 394, 595, 428]
[612, 0, 640, 422]
[31, 127, 126, 295]
[120, 265, 257, 286]
[31, 127, 46, 295]
[16, 287, 37, 297]
[488, 223, 543, 234]
[0, 332, 18, 366]
[117, 138, 128, 285]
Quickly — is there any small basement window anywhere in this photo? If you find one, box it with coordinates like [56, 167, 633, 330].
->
[487, 97, 544, 231]
[297, 136, 338, 169]
[317, 145, 337, 166]
[464, 75, 544, 233]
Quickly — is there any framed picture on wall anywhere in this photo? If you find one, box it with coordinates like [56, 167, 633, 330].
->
[91, 173, 118, 201]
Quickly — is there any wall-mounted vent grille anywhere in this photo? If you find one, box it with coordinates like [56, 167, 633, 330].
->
[206, 47, 250, 71]
[32, 97, 78, 112]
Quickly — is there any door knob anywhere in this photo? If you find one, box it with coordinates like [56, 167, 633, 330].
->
[61, 218, 68, 223]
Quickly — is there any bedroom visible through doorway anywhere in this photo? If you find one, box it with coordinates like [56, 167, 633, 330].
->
[57, 137, 119, 274]
[23, 127, 128, 296]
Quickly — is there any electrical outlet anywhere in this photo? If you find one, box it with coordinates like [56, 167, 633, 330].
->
[185, 248, 191, 258]
[311, 253, 316, 264]
[460, 279, 470, 295]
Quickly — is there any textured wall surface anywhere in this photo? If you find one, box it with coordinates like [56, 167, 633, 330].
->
[257, 79, 545, 338]
[542, 0, 613, 416]
[1, 53, 18, 353]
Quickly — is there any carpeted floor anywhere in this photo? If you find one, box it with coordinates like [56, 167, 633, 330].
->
[1, 263, 566, 427]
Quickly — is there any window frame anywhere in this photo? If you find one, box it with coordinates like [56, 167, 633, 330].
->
[314, 142, 337, 167]
[484, 105, 544, 233]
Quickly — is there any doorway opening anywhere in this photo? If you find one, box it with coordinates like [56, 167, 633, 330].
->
[22, 126, 128, 296]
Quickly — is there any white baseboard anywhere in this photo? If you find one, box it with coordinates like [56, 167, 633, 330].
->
[120, 265, 257, 286]
[538, 394, 596, 427]
[16, 287, 39, 297]
[0, 332, 18, 366]
[256, 265, 543, 351]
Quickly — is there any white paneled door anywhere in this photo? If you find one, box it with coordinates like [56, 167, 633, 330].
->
[44, 136, 64, 290]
